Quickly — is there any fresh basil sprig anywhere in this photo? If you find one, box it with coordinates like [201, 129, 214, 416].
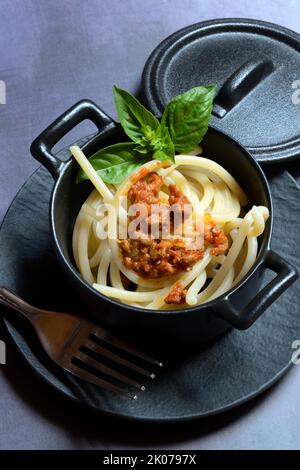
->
[77, 84, 216, 184]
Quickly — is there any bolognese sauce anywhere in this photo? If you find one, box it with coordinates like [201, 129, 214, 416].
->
[164, 281, 187, 304]
[119, 172, 229, 303]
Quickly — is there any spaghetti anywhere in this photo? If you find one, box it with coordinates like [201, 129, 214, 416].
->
[71, 145, 269, 310]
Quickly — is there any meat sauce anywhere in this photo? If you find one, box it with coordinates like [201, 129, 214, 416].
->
[119, 171, 229, 304]
[203, 214, 229, 256]
[128, 172, 162, 205]
[120, 237, 205, 278]
[164, 281, 187, 304]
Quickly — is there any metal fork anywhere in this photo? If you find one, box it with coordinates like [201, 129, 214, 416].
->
[0, 287, 163, 400]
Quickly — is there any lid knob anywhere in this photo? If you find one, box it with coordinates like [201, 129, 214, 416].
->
[213, 57, 275, 118]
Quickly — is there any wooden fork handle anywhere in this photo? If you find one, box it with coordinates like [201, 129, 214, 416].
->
[0, 287, 42, 322]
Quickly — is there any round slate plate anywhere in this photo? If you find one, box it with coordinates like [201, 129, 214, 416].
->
[0, 156, 299, 422]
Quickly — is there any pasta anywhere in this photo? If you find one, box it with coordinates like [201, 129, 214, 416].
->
[71, 145, 269, 310]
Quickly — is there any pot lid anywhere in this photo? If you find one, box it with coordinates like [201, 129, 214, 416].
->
[142, 18, 300, 164]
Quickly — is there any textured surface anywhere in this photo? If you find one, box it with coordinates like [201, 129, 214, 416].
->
[0, 0, 300, 450]
[0, 161, 299, 422]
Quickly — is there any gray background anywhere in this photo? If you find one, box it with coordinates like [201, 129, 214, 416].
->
[0, 0, 300, 450]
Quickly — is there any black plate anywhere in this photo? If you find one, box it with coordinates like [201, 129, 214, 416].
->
[142, 19, 300, 164]
[0, 143, 299, 422]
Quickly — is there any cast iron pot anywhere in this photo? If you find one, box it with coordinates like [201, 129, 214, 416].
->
[30, 100, 298, 350]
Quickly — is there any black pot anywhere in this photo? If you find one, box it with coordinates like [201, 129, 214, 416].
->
[30, 100, 298, 350]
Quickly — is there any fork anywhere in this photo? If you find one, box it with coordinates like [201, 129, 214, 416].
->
[0, 287, 163, 400]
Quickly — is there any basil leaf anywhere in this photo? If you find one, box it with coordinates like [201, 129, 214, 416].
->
[76, 142, 148, 185]
[113, 85, 160, 143]
[161, 85, 217, 153]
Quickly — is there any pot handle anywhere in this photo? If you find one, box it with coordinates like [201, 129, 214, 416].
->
[214, 250, 298, 330]
[30, 100, 116, 179]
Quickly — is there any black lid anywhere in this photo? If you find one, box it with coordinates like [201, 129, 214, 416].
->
[142, 18, 300, 164]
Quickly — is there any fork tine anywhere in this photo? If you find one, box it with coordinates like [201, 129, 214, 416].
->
[76, 350, 146, 391]
[90, 327, 163, 368]
[84, 338, 156, 379]
[66, 362, 138, 400]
